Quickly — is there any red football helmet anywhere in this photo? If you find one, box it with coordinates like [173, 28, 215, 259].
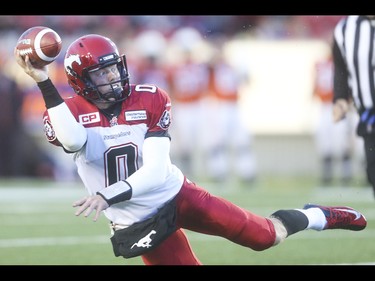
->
[64, 34, 130, 104]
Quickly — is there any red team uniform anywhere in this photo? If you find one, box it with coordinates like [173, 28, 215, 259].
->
[15, 33, 367, 265]
[44, 85, 181, 226]
[42, 82, 275, 264]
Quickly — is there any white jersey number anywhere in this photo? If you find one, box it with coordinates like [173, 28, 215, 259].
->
[135, 84, 157, 93]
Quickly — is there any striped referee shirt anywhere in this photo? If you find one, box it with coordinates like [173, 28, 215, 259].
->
[333, 15, 375, 113]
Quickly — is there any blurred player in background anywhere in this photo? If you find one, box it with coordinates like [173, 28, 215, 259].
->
[205, 42, 257, 184]
[131, 30, 170, 91]
[15, 33, 367, 265]
[167, 27, 211, 179]
[313, 54, 355, 185]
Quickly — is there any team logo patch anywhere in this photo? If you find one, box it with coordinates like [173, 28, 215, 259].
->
[43, 117, 56, 142]
[125, 110, 147, 121]
[110, 116, 118, 127]
[157, 110, 171, 130]
[79, 112, 100, 124]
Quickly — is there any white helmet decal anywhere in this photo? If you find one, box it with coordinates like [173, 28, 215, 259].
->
[64, 54, 81, 76]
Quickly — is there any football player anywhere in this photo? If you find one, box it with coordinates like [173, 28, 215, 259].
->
[14, 34, 367, 265]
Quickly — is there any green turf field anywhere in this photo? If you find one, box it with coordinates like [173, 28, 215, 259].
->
[0, 176, 374, 265]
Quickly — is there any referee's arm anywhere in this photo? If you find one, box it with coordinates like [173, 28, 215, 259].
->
[332, 39, 351, 122]
[332, 39, 351, 103]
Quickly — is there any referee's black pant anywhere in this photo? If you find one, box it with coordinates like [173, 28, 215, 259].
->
[363, 134, 375, 198]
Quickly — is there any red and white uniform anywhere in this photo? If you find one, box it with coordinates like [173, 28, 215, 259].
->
[43, 84, 183, 227]
[43, 83, 276, 265]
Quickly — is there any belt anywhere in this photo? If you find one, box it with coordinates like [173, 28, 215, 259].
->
[110, 222, 127, 232]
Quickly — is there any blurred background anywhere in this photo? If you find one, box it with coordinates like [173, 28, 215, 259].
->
[0, 15, 367, 187]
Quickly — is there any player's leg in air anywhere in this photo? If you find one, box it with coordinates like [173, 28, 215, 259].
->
[180, 179, 366, 246]
[141, 178, 366, 265]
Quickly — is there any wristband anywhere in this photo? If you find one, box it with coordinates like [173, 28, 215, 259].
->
[97, 180, 133, 206]
[37, 78, 64, 109]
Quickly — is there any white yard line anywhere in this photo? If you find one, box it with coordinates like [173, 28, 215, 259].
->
[0, 235, 109, 247]
[1, 229, 375, 248]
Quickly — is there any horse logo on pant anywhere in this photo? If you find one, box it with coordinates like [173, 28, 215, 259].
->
[131, 230, 157, 249]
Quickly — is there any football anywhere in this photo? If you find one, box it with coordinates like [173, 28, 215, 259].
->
[16, 26, 62, 68]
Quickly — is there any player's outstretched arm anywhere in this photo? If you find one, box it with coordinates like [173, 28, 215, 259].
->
[15, 47, 87, 152]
